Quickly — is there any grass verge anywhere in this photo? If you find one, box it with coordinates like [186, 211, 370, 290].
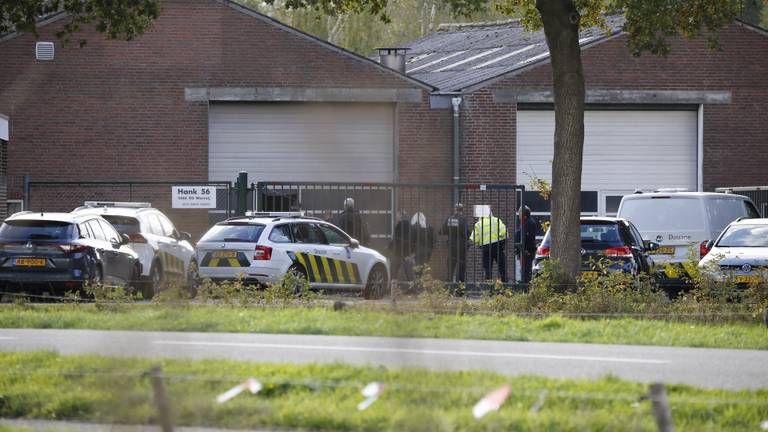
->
[1, 351, 767, 431]
[0, 303, 766, 349]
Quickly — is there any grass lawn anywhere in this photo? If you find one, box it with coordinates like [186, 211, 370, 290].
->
[0, 303, 766, 349]
[1, 351, 766, 431]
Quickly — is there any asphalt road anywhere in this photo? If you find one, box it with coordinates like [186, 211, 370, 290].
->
[1, 329, 766, 390]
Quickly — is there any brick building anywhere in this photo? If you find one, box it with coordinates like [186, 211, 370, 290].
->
[403, 17, 768, 220]
[0, 0, 452, 239]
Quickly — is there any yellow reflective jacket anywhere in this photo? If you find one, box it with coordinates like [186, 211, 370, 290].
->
[470, 216, 507, 246]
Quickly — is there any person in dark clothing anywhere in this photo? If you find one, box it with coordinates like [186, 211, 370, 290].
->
[515, 205, 541, 284]
[333, 198, 371, 246]
[440, 203, 470, 282]
[410, 212, 435, 268]
[388, 210, 414, 282]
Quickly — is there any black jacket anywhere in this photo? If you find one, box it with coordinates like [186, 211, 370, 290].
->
[515, 216, 541, 254]
[440, 213, 470, 248]
[334, 210, 371, 245]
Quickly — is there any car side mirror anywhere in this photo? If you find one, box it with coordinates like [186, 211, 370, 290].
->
[181, 231, 192, 241]
[121, 234, 131, 246]
[706, 240, 714, 250]
[644, 241, 659, 251]
[349, 239, 360, 249]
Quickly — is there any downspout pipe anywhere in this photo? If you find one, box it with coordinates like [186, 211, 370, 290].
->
[451, 96, 462, 205]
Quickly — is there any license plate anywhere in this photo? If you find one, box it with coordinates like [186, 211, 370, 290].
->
[735, 275, 760, 284]
[580, 271, 599, 279]
[649, 246, 675, 255]
[213, 251, 237, 259]
[14, 258, 46, 267]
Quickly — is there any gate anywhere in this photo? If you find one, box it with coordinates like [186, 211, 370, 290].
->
[22, 178, 232, 240]
[254, 181, 526, 290]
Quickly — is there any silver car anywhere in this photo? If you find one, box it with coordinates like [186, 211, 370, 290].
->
[698, 218, 768, 285]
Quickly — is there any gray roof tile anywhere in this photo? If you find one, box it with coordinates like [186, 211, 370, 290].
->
[404, 16, 624, 92]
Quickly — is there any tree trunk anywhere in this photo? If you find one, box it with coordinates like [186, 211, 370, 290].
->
[536, 0, 585, 282]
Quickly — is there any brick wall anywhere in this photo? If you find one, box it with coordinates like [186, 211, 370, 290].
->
[463, 23, 768, 191]
[0, 0, 444, 238]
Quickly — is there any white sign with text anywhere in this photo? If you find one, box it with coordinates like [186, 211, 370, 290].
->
[172, 186, 216, 209]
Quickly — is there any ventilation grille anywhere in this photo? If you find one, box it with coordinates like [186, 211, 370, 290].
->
[35, 42, 55, 61]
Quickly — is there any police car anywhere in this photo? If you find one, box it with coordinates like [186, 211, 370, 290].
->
[72, 202, 196, 298]
[195, 213, 390, 299]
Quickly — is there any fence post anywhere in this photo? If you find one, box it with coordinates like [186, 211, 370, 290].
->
[763, 306, 768, 328]
[148, 365, 174, 432]
[649, 383, 674, 432]
[235, 171, 248, 216]
[22, 175, 30, 211]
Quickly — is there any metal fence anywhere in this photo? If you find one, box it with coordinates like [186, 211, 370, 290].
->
[254, 182, 525, 290]
[715, 186, 768, 217]
[22, 179, 232, 239]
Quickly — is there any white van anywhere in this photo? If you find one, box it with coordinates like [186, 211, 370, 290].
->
[617, 192, 760, 281]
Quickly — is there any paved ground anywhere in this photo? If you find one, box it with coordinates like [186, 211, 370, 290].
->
[1, 328, 766, 390]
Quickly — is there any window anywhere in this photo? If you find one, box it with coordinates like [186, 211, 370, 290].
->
[291, 223, 324, 244]
[101, 215, 141, 236]
[199, 223, 265, 243]
[627, 222, 646, 248]
[707, 199, 752, 235]
[87, 220, 107, 241]
[143, 214, 164, 236]
[268, 224, 293, 243]
[98, 219, 121, 243]
[717, 225, 768, 248]
[619, 198, 705, 231]
[0, 220, 75, 241]
[157, 213, 178, 238]
[78, 223, 91, 239]
[318, 223, 349, 246]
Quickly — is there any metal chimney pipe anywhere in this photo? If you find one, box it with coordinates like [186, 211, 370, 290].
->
[377, 48, 410, 73]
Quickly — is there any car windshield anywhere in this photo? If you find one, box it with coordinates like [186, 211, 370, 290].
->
[716, 225, 768, 247]
[542, 223, 623, 247]
[0, 220, 75, 241]
[199, 223, 265, 243]
[619, 197, 705, 231]
[101, 215, 141, 236]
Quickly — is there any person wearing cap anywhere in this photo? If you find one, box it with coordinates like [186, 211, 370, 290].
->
[333, 198, 371, 246]
[440, 203, 470, 282]
[515, 205, 541, 284]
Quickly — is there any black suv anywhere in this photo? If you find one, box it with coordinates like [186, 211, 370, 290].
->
[532, 217, 658, 278]
[0, 212, 141, 295]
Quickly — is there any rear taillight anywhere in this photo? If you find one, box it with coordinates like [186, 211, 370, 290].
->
[254, 245, 272, 260]
[128, 233, 148, 244]
[604, 246, 632, 257]
[59, 244, 89, 253]
[535, 246, 550, 258]
[700, 240, 710, 258]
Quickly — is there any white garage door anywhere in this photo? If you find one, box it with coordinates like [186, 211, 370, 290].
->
[517, 110, 697, 214]
[209, 103, 395, 182]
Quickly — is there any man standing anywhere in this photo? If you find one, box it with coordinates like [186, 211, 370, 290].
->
[515, 205, 540, 284]
[334, 198, 371, 246]
[470, 208, 508, 282]
[440, 203, 470, 282]
[388, 209, 414, 282]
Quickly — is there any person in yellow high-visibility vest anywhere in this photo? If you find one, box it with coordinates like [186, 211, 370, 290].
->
[470, 209, 508, 282]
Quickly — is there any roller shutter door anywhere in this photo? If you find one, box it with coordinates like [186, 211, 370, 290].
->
[209, 103, 395, 182]
[517, 110, 697, 214]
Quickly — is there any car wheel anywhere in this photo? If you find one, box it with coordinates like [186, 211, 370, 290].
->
[364, 264, 388, 300]
[144, 263, 162, 300]
[128, 264, 142, 296]
[186, 259, 199, 298]
[286, 264, 309, 295]
[89, 266, 103, 287]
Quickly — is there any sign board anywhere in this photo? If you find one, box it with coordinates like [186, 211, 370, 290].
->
[0, 115, 8, 141]
[172, 186, 216, 209]
[474, 205, 491, 218]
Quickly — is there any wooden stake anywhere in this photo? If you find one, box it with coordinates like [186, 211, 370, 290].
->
[650, 383, 674, 432]
[148, 365, 174, 432]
